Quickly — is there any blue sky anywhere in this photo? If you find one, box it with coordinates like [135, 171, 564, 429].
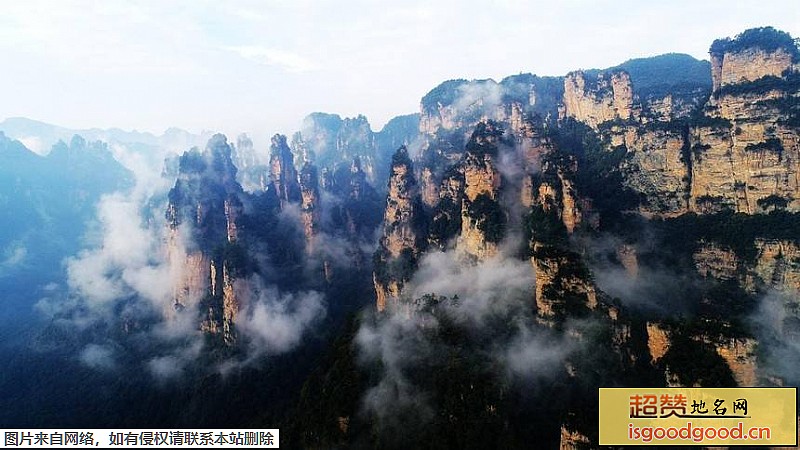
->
[0, 0, 797, 138]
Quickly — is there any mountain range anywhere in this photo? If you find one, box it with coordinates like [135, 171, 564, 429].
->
[0, 26, 798, 449]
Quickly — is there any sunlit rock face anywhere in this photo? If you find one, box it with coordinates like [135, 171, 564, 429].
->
[557, 29, 800, 218]
[558, 425, 591, 450]
[381, 148, 422, 259]
[457, 121, 504, 261]
[373, 147, 425, 312]
[165, 134, 247, 343]
[714, 337, 758, 387]
[646, 322, 670, 363]
[619, 127, 691, 217]
[711, 46, 794, 92]
[561, 70, 634, 129]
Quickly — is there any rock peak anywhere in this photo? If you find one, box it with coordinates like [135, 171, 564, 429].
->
[373, 146, 426, 311]
[709, 27, 798, 92]
[269, 133, 301, 206]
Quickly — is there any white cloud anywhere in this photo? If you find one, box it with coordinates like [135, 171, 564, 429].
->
[79, 344, 116, 370]
[750, 291, 800, 385]
[1, 244, 27, 269]
[237, 285, 326, 354]
[48, 138, 327, 378]
[58, 142, 176, 322]
[408, 251, 535, 325]
[355, 247, 576, 424]
[16, 136, 45, 155]
[148, 355, 185, 380]
[225, 45, 318, 73]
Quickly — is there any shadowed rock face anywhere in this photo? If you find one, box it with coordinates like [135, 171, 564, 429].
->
[693, 239, 800, 294]
[299, 162, 321, 254]
[293, 112, 420, 188]
[269, 134, 301, 208]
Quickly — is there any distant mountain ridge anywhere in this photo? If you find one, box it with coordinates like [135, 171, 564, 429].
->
[0, 117, 213, 155]
[590, 52, 712, 97]
[0, 131, 132, 324]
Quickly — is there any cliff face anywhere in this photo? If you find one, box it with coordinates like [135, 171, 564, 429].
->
[693, 242, 739, 281]
[714, 337, 758, 387]
[457, 121, 505, 260]
[619, 128, 690, 216]
[165, 134, 247, 343]
[417, 76, 564, 187]
[533, 170, 584, 234]
[373, 273, 402, 314]
[290, 27, 800, 448]
[299, 162, 321, 254]
[558, 425, 591, 450]
[642, 94, 697, 122]
[296, 113, 377, 182]
[420, 166, 439, 207]
[646, 323, 757, 387]
[295, 112, 420, 187]
[561, 71, 634, 128]
[231, 133, 269, 192]
[686, 237, 799, 387]
[415, 76, 562, 212]
[167, 227, 210, 317]
[348, 157, 367, 202]
[419, 79, 509, 136]
[557, 172, 582, 234]
[519, 126, 552, 208]
[646, 322, 670, 363]
[530, 244, 598, 323]
[516, 123, 603, 324]
[528, 174, 597, 322]
[753, 239, 800, 294]
[373, 147, 425, 312]
[711, 46, 794, 91]
[380, 149, 421, 259]
[686, 124, 739, 213]
[616, 244, 639, 278]
[419, 76, 563, 136]
[427, 167, 465, 250]
[224, 199, 239, 242]
[566, 30, 800, 218]
[330, 157, 384, 240]
[693, 239, 800, 294]
[269, 134, 302, 207]
[688, 109, 800, 214]
[166, 136, 239, 275]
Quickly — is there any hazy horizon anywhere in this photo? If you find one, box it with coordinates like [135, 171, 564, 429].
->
[1, 0, 798, 137]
